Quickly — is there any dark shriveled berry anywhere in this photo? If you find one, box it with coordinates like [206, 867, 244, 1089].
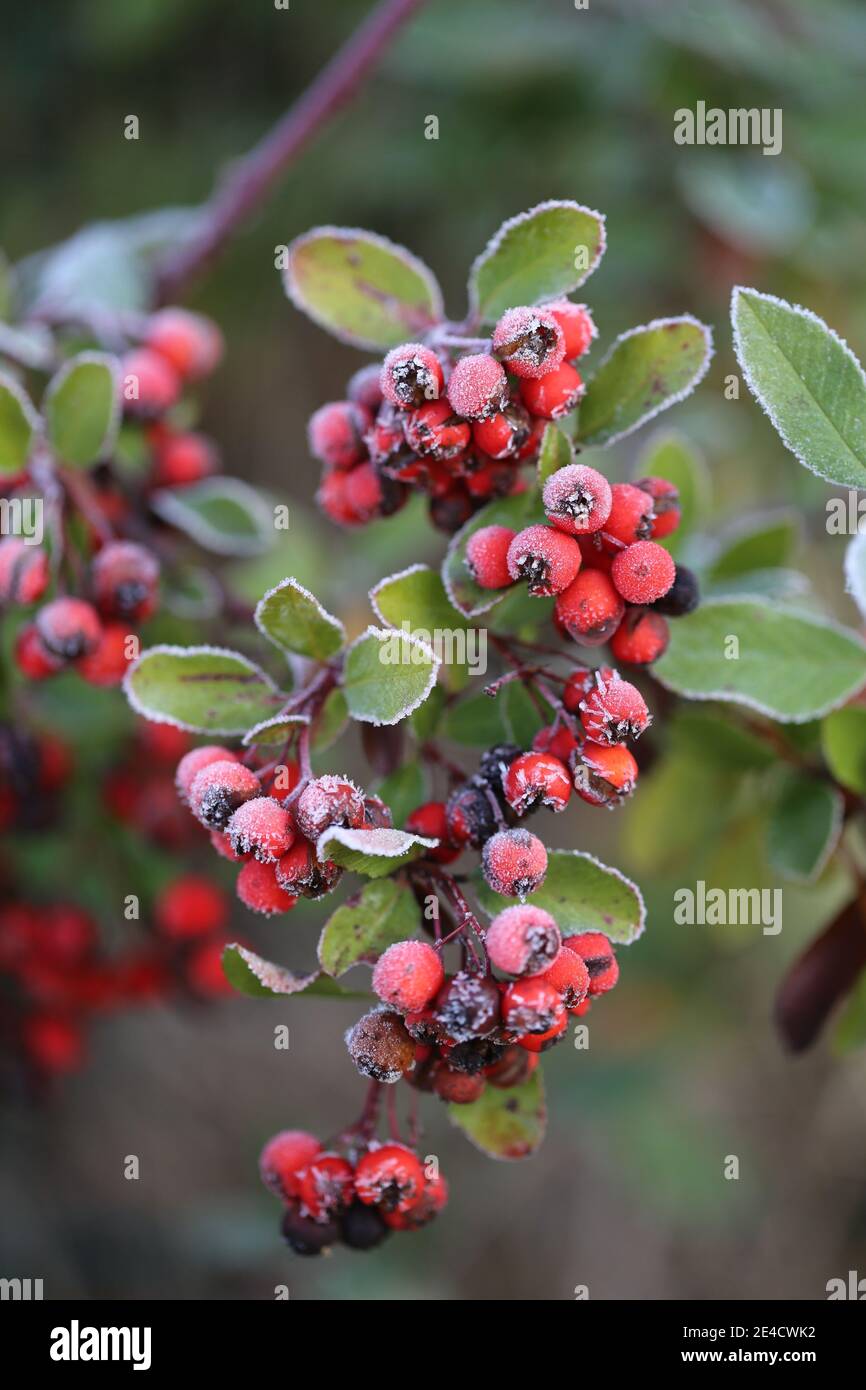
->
[433, 971, 500, 1041]
[445, 780, 499, 849]
[345, 1009, 416, 1083]
[651, 564, 700, 616]
[340, 1200, 391, 1251]
[281, 1204, 339, 1257]
[478, 743, 522, 794]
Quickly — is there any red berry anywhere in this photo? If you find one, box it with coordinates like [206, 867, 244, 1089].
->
[484, 1044, 539, 1088]
[563, 665, 614, 713]
[532, 723, 579, 764]
[433, 971, 500, 1041]
[446, 353, 507, 419]
[382, 1171, 448, 1230]
[294, 774, 365, 842]
[122, 347, 181, 417]
[275, 839, 342, 898]
[636, 475, 681, 539]
[90, 540, 160, 621]
[563, 931, 619, 993]
[572, 740, 638, 807]
[610, 608, 670, 665]
[486, 903, 561, 977]
[507, 523, 581, 596]
[516, 1012, 569, 1051]
[482, 829, 548, 899]
[544, 300, 596, 360]
[472, 402, 531, 459]
[404, 399, 470, 459]
[380, 343, 444, 409]
[316, 469, 357, 527]
[23, 1013, 83, 1073]
[372, 939, 445, 1014]
[227, 796, 294, 863]
[611, 540, 676, 605]
[577, 533, 615, 575]
[259, 1130, 322, 1201]
[345, 1009, 416, 1083]
[405, 801, 460, 864]
[236, 859, 298, 916]
[0, 538, 49, 604]
[428, 484, 474, 533]
[189, 758, 260, 829]
[519, 362, 583, 419]
[175, 744, 237, 804]
[502, 751, 572, 814]
[138, 720, 191, 763]
[445, 781, 498, 849]
[501, 976, 566, 1034]
[36, 597, 102, 661]
[465, 524, 516, 590]
[579, 673, 650, 743]
[298, 1153, 356, 1222]
[554, 569, 624, 647]
[354, 1144, 425, 1213]
[75, 622, 135, 686]
[493, 306, 566, 379]
[538, 946, 590, 1008]
[145, 307, 223, 380]
[542, 463, 612, 536]
[433, 1067, 486, 1104]
[365, 408, 405, 466]
[210, 828, 248, 862]
[603, 482, 655, 547]
[307, 400, 370, 470]
[343, 461, 386, 523]
[155, 875, 227, 939]
[151, 430, 218, 488]
[515, 413, 547, 460]
[347, 363, 384, 413]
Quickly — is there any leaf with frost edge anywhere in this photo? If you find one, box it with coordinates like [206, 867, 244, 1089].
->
[767, 777, 844, 886]
[222, 944, 370, 1000]
[578, 314, 714, 447]
[467, 200, 607, 324]
[342, 624, 441, 727]
[123, 643, 283, 735]
[43, 350, 121, 465]
[283, 225, 444, 351]
[150, 477, 274, 557]
[370, 561, 468, 630]
[844, 532, 866, 619]
[317, 824, 438, 878]
[254, 576, 346, 661]
[731, 286, 866, 488]
[0, 369, 40, 472]
[317, 878, 420, 978]
[242, 712, 309, 747]
[476, 848, 646, 945]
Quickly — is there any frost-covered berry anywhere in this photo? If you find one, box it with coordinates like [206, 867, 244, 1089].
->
[276, 838, 342, 898]
[544, 300, 596, 360]
[554, 569, 624, 647]
[295, 774, 366, 842]
[14, 624, 63, 679]
[472, 402, 531, 459]
[610, 608, 670, 665]
[380, 343, 444, 409]
[580, 674, 650, 743]
[486, 903, 561, 977]
[603, 482, 655, 547]
[563, 665, 613, 714]
[445, 780, 499, 849]
[446, 353, 508, 419]
[259, 1129, 322, 1201]
[538, 946, 590, 1008]
[36, 597, 102, 661]
[482, 829, 548, 899]
[210, 828, 248, 862]
[347, 362, 384, 413]
[227, 796, 294, 862]
[502, 751, 572, 815]
[433, 971, 500, 1041]
[145, 307, 223, 381]
[363, 793, 393, 829]
[572, 740, 638, 807]
[516, 1012, 569, 1052]
[344, 460, 392, 524]
[433, 1067, 486, 1104]
[519, 362, 583, 419]
[372, 939, 444, 1014]
[484, 1044, 539, 1088]
[612, 540, 676, 604]
[493, 306, 566, 379]
[404, 399, 471, 458]
[0, 538, 49, 605]
[382, 1171, 448, 1230]
[405, 801, 460, 864]
[281, 1206, 339, 1256]
[354, 1144, 425, 1214]
[90, 540, 160, 621]
[465, 524, 516, 590]
[151, 429, 218, 488]
[507, 523, 581, 596]
[543, 463, 612, 536]
[236, 858, 298, 916]
[175, 745, 237, 805]
[346, 1008, 416, 1083]
[501, 976, 566, 1034]
[298, 1153, 355, 1223]
[478, 743, 521, 793]
[75, 623, 135, 686]
[307, 400, 370, 471]
[636, 475, 681, 539]
[532, 722, 580, 765]
[563, 931, 619, 993]
[651, 563, 700, 617]
[340, 1200, 390, 1250]
[188, 758, 260, 829]
[122, 347, 181, 417]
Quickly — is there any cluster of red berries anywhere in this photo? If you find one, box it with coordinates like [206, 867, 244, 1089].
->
[104, 720, 204, 852]
[0, 722, 73, 834]
[310, 301, 595, 534]
[466, 470, 699, 665]
[259, 1130, 447, 1255]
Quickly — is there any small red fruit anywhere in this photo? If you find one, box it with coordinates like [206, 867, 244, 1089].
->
[155, 875, 227, 940]
[517, 1012, 569, 1052]
[603, 482, 655, 547]
[611, 540, 676, 605]
[275, 839, 342, 898]
[446, 352, 508, 419]
[432, 971, 500, 1041]
[188, 759, 260, 829]
[444, 781, 498, 849]
[76, 623, 135, 686]
[404, 399, 470, 459]
[486, 903, 561, 977]
[465, 524, 516, 590]
[538, 946, 590, 1008]
[519, 361, 583, 419]
[372, 939, 445, 1014]
[259, 1130, 322, 1201]
[532, 722, 579, 764]
[433, 1067, 486, 1104]
[554, 569, 624, 647]
[482, 829, 548, 899]
[579, 674, 650, 743]
[610, 608, 670, 665]
[563, 664, 614, 713]
[502, 751, 572, 814]
[0, 538, 49, 604]
[405, 800, 460, 864]
[307, 400, 370, 470]
[294, 774, 366, 842]
[90, 540, 160, 621]
[472, 403, 531, 459]
[354, 1144, 425, 1213]
[636, 475, 681, 539]
[227, 796, 294, 862]
[298, 1153, 355, 1222]
[563, 931, 619, 994]
[36, 597, 102, 660]
[501, 976, 567, 1034]
[543, 463, 612, 536]
[544, 300, 596, 359]
[175, 745, 237, 804]
[492, 306, 566, 379]
[151, 430, 218, 488]
[380, 343, 444, 409]
[572, 740, 638, 807]
[507, 523, 581, 596]
[236, 859, 298, 916]
[145, 307, 223, 380]
[122, 347, 181, 417]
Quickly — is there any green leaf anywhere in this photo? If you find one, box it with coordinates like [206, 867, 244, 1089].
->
[376, 761, 427, 827]
[844, 532, 866, 621]
[371, 564, 467, 635]
[124, 644, 283, 734]
[441, 693, 509, 747]
[634, 431, 709, 555]
[283, 226, 442, 350]
[317, 825, 437, 879]
[317, 878, 420, 978]
[501, 679, 550, 746]
[577, 316, 713, 447]
[151, 478, 274, 557]
[222, 944, 369, 1000]
[655, 599, 866, 723]
[443, 488, 544, 618]
[0, 370, 38, 474]
[409, 682, 444, 739]
[242, 713, 309, 748]
[468, 201, 605, 324]
[731, 286, 866, 488]
[767, 773, 843, 883]
[536, 422, 574, 486]
[44, 352, 120, 467]
[476, 848, 645, 944]
[254, 576, 345, 662]
[708, 512, 799, 581]
[449, 1072, 546, 1160]
[821, 706, 866, 794]
[343, 625, 439, 726]
[312, 687, 349, 751]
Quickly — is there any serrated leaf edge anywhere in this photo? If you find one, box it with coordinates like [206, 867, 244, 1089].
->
[343, 623, 441, 726]
[254, 575, 346, 659]
[467, 199, 607, 322]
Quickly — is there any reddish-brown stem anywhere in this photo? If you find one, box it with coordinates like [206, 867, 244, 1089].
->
[386, 1084, 401, 1142]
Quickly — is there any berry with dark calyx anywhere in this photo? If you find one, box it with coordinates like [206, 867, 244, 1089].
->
[380, 343, 444, 409]
[372, 939, 444, 1014]
[446, 1036, 504, 1074]
[610, 607, 670, 665]
[433, 1066, 486, 1104]
[145, 307, 223, 381]
[482, 828, 548, 899]
[612, 540, 676, 605]
[345, 1008, 416, 1083]
[90, 540, 160, 621]
[0, 538, 49, 604]
[465, 524, 516, 590]
[382, 1172, 448, 1230]
[501, 976, 567, 1034]
[517, 1012, 569, 1051]
[403, 1009, 448, 1047]
[563, 931, 619, 994]
[543, 463, 612, 536]
[572, 740, 638, 807]
[36, 597, 102, 661]
[472, 402, 531, 459]
[651, 563, 700, 616]
[636, 475, 681, 538]
[507, 523, 581, 596]
[544, 300, 596, 360]
[363, 793, 393, 829]
[75, 623, 135, 686]
[151, 429, 218, 488]
[433, 971, 500, 1041]
[307, 400, 370, 471]
[236, 858, 298, 916]
[515, 413, 547, 460]
[493, 306, 566, 379]
[294, 774, 365, 842]
[485, 1044, 539, 1088]
[276, 839, 342, 898]
[519, 361, 583, 419]
[281, 1205, 339, 1256]
[603, 482, 655, 548]
[555, 568, 624, 647]
[298, 1153, 356, 1223]
[447, 352, 508, 419]
[445, 780, 499, 849]
[347, 362, 384, 413]
[14, 624, 63, 679]
[478, 743, 522, 794]
[259, 1129, 322, 1201]
[188, 758, 260, 829]
[532, 722, 579, 765]
[354, 1143, 425, 1213]
[580, 674, 650, 744]
[503, 751, 572, 815]
[227, 796, 294, 862]
[563, 665, 613, 713]
[405, 801, 460, 864]
[175, 745, 237, 804]
[155, 875, 227, 940]
[404, 399, 471, 459]
[486, 903, 561, 979]
[365, 408, 405, 465]
[122, 347, 181, 417]
[210, 828, 249, 862]
[340, 1200, 390, 1251]
[539, 946, 590, 1008]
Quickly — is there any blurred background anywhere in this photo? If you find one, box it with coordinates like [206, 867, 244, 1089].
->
[3, 0, 866, 1300]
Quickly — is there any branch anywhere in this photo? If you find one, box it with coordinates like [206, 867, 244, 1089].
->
[154, 0, 427, 304]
